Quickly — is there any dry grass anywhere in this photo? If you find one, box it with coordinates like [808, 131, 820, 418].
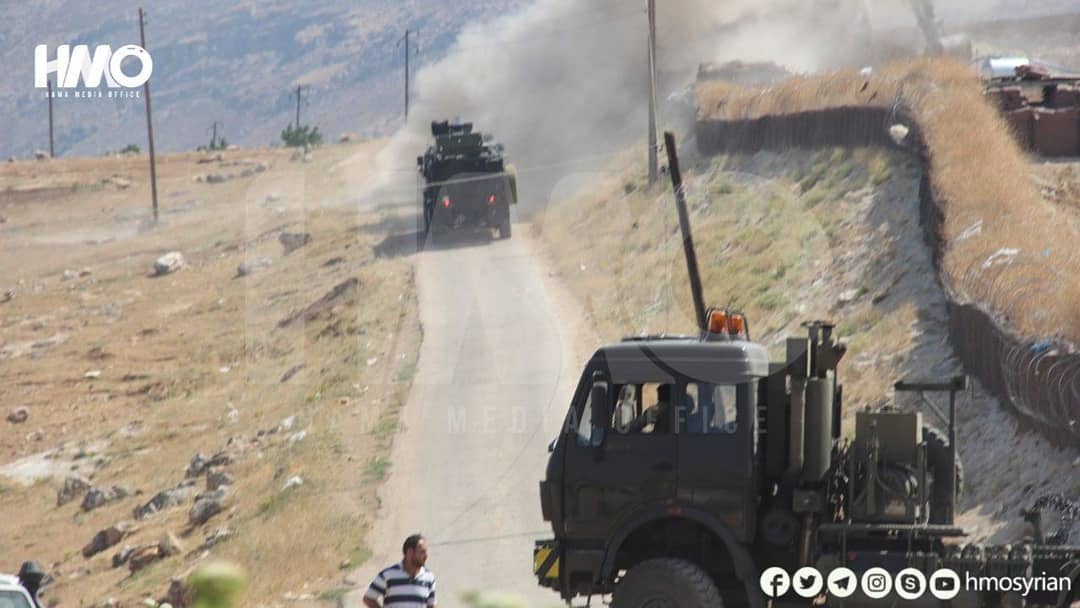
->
[698, 58, 1080, 344]
[0, 144, 421, 606]
[533, 145, 929, 413]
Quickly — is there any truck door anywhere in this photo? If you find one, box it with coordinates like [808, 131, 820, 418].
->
[676, 381, 756, 541]
[562, 378, 678, 541]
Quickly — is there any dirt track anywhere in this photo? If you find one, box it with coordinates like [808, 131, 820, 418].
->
[346, 228, 592, 607]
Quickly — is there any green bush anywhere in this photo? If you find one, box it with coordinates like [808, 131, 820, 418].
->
[281, 124, 323, 148]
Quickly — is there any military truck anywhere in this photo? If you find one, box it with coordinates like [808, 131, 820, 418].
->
[531, 133, 1080, 607]
[417, 120, 517, 239]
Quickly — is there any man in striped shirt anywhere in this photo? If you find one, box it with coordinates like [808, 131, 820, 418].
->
[364, 534, 436, 607]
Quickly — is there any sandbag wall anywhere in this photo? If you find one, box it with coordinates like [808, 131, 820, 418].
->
[696, 109, 1080, 449]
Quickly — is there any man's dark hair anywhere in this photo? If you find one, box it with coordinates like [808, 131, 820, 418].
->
[403, 533, 425, 554]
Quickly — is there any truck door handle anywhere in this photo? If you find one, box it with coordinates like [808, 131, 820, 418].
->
[654, 462, 674, 472]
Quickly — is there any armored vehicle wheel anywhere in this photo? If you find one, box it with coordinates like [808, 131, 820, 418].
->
[498, 216, 512, 239]
[612, 558, 723, 608]
[925, 425, 964, 524]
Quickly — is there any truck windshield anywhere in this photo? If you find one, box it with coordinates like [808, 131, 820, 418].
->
[683, 382, 743, 434]
[0, 590, 33, 608]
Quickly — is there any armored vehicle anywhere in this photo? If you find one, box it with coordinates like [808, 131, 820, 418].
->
[417, 120, 517, 239]
[532, 133, 1080, 607]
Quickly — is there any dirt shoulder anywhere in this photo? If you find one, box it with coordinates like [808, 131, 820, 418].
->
[0, 143, 420, 606]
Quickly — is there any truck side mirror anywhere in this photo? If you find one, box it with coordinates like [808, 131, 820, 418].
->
[416, 156, 423, 168]
[590, 376, 611, 433]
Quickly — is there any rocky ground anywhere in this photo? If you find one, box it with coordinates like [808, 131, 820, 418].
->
[0, 142, 421, 607]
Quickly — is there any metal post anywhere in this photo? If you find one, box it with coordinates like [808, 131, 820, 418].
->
[296, 85, 302, 128]
[663, 131, 707, 331]
[647, 0, 658, 185]
[397, 29, 418, 121]
[47, 78, 55, 158]
[947, 377, 958, 524]
[139, 8, 159, 223]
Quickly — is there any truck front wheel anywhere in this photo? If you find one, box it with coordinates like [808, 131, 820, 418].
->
[612, 558, 723, 608]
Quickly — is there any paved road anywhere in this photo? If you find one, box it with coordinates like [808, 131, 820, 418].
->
[347, 228, 585, 608]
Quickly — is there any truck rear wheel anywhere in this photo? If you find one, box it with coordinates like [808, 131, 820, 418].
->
[612, 558, 723, 608]
[498, 215, 512, 239]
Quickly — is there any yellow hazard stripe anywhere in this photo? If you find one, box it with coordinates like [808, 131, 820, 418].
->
[533, 547, 560, 579]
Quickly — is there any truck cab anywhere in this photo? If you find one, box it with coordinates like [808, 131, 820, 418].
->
[537, 310, 777, 605]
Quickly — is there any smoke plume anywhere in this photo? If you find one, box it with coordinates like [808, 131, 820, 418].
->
[367, 0, 1002, 212]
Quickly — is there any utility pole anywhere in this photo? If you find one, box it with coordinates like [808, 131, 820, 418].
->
[46, 78, 55, 158]
[295, 85, 302, 128]
[139, 7, 159, 223]
[208, 120, 223, 148]
[647, 0, 658, 185]
[397, 29, 419, 120]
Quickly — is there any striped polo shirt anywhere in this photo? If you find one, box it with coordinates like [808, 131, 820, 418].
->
[364, 562, 436, 607]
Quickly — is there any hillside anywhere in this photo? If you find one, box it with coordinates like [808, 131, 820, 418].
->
[1, 0, 527, 158]
[0, 143, 422, 606]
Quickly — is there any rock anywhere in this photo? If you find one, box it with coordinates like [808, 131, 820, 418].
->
[103, 176, 132, 189]
[153, 252, 184, 276]
[7, 407, 29, 424]
[888, 124, 910, 145]
[339, 559, 351, 570]
[80, 486, 129, 512]
[62, 269, 79, 281]
[185, 453, 210, 478]
[205, 174, 227, 184]
[236, 257, 271, 277]
[166, 577, 193, 608]
[338, 133, 356, 143]
[225, 144, 239, 151]
[201, 526, 233, 549]
[286, 430, 307, 444]
[280, 365, 304, 383]
[134, 486, 193, 520]
[128, 545, 162, 572]
[208, 451, 233, 468]
[206, 469, 234, 491]
[281, 476, 303, 491]
[838, 289, 861, 305]
[1, 290, 13, 303]
[112, 545, 134, 568]
[280, 416, 296, 431]
[82, 522, 134, 558]
[158, 531, 184, 557]
[34, 149, 50, 161]
[58, 476, 92, 506]
[189, 488, 230, 525]
[84, 369, 102, 379]
[279, 232, 312, 255]
[7, 156, 14, 163]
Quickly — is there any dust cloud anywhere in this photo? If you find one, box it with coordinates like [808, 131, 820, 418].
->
[366, 0, 1003, 211]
